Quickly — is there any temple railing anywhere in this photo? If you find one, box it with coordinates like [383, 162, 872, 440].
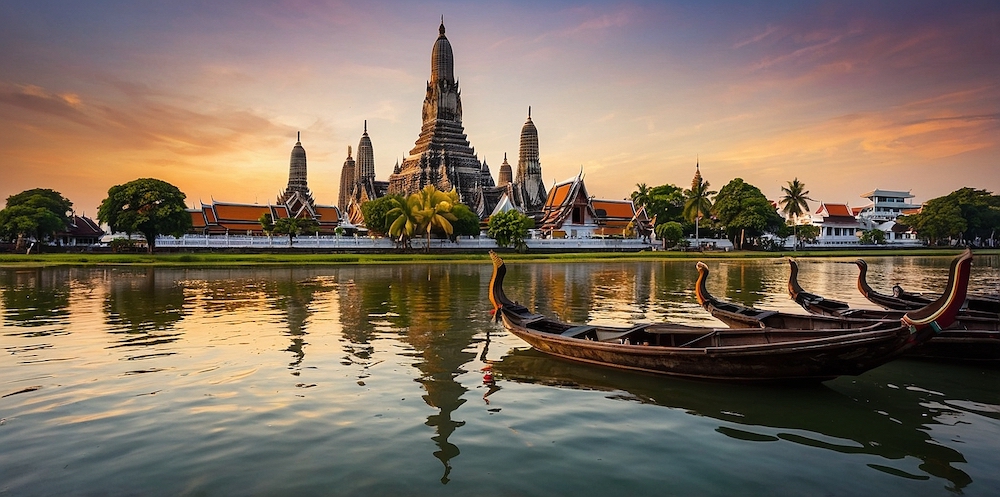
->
[153, 234, 655, 251]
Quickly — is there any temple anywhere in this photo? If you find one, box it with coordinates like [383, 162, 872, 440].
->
[387, 20, 486, 209]
[189, 134, 342, 235]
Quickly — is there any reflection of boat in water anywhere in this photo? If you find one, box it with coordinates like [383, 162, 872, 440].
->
[491, 347, 975, 490]
[488, 250, 971, 382]
[856, 258, 1000, 314]
[786, 253, 1000, 362]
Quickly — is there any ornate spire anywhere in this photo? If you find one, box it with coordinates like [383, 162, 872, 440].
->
[357, 122, 376, 181]
[691, 159, 703, 191]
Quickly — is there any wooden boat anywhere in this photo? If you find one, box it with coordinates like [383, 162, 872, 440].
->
[857, 258, 1000, 314]
[487, 250, 971, 382]
[701, 256, 1000, 362]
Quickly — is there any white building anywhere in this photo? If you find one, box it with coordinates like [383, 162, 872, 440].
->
[856, 189, 922, 245]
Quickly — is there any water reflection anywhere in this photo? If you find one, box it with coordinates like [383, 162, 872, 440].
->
[1, 268, 71, 331]
[492, 348, 976, 491]
[104, 269, 187, 355]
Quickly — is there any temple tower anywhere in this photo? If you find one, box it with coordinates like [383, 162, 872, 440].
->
[388, 20, 483, 204]
[498, 153, 513, 187]
[278, 132, 314, 206]
[357, 121, 376, 182]
[338, 146, 356, 211]
[515, 108, 547, 216]
[480, 158, 495, 189]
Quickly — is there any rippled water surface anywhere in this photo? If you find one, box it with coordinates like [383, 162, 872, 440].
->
[1, 255, 999, 495]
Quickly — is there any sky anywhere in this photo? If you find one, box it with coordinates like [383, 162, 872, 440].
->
[1, 0, 998, 216]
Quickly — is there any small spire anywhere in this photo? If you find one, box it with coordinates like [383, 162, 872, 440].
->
[364, 120, 367, 134]
[297, 131, 300, 143]
[348, 145, 352, 158]
[528, 106, 531, 119]
[439, 15, 445, 35]
[504, 152, 507, 161]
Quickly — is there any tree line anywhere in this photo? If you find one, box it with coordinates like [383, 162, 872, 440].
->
[4, 174, 997, 254]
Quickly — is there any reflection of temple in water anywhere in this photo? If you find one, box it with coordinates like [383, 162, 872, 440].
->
[1, 267, 73, 329]
[339, 263, 489, 483]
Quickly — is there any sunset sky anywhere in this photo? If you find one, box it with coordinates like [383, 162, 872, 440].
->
[2, 1, 998, 216]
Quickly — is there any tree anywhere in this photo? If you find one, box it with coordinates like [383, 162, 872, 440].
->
[360, 194, 404, 236]
[630, 183, 651, 211]
[450, 204, 482, 239]
[387, 186, 459, 251]
[900, 197, 967, 245]
[272, 216, 319, 245]
[797, 224, 820, 245]
[712, 178, 784, 250]
[387, 195, 419, 248]
[487, 210, 532, 252]
[778, 178, 814, 250]
[654, 221, 684, 249]
[413, 186, 459, 249]
[0, 188, 74, 250]
[643, 183, 686, 226]
[258, 213, 275, 236]
[683, 166, 715, 250]
[859, 228, 886, 245]
[97, 178, 192, 253]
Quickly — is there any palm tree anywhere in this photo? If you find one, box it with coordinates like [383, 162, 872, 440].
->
[413, 186, 459, 251]
[683, 163, 715, 250]
[388, 186, 459, 252]
[631, 183, 651, 210]
[778, 178, 814, 250]
[387, 195, 419, 249]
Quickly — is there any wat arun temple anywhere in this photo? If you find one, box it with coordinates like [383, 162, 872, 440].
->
[191, 21, 550, 235]
[341, 20, 548, 222]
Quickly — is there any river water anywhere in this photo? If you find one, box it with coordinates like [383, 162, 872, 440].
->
[1, 254, 998, 496]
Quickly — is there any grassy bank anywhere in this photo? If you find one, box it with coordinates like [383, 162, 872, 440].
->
[0, 248, 992, 268]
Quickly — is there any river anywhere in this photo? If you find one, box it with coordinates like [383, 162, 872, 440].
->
[1, 254, 998, 495]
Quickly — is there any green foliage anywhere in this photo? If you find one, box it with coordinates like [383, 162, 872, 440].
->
[797, 224, 820, 244]
[778, 178, 814, 250]
[654, 221, 684, 248]
[859, 229, 886, 245]
[778, 178, 813, 221]
[360, 195, 403, 235]
[630, 183, 651, 210]
[109, 238, 141, 253]
[488, 210, 532, 252]
[258, 213, 275, 235]
[387, 186, 459, 250]
[712, 178, 784, 249]
[643, 183, 686, 226]
[899, 187, 1000, 246]
[97, 178, 191, 253]
[450, 204, 482, 238]
[272, 216, 320, 244]
[0, 188, 74, 247]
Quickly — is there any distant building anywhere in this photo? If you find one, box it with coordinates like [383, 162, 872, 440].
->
[54, 215, 104, 246]
[188, 135, 343, 235]
[810, 203, 861, 246]
[538, 173, 649, 239]
[856, 189, 919, 226]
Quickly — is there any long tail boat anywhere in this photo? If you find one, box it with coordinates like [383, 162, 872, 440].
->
[857, 258, 1000, 314]
[701, 255, 1000, 362]
[488, 250, 971, 382]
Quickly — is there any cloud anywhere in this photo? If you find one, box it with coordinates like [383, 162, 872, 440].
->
[0, 83, 92, 127]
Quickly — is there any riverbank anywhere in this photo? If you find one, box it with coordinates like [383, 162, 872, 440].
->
[1, 248, 993, 268]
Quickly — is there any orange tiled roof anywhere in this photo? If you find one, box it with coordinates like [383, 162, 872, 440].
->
[546, 182, 572, 208]
[591, 199, 635, 220]
[313, 206, 340, 223]
[823, 203, 852, 217]
[214, 203, 273, 221]
[190, 211, 206, 228]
